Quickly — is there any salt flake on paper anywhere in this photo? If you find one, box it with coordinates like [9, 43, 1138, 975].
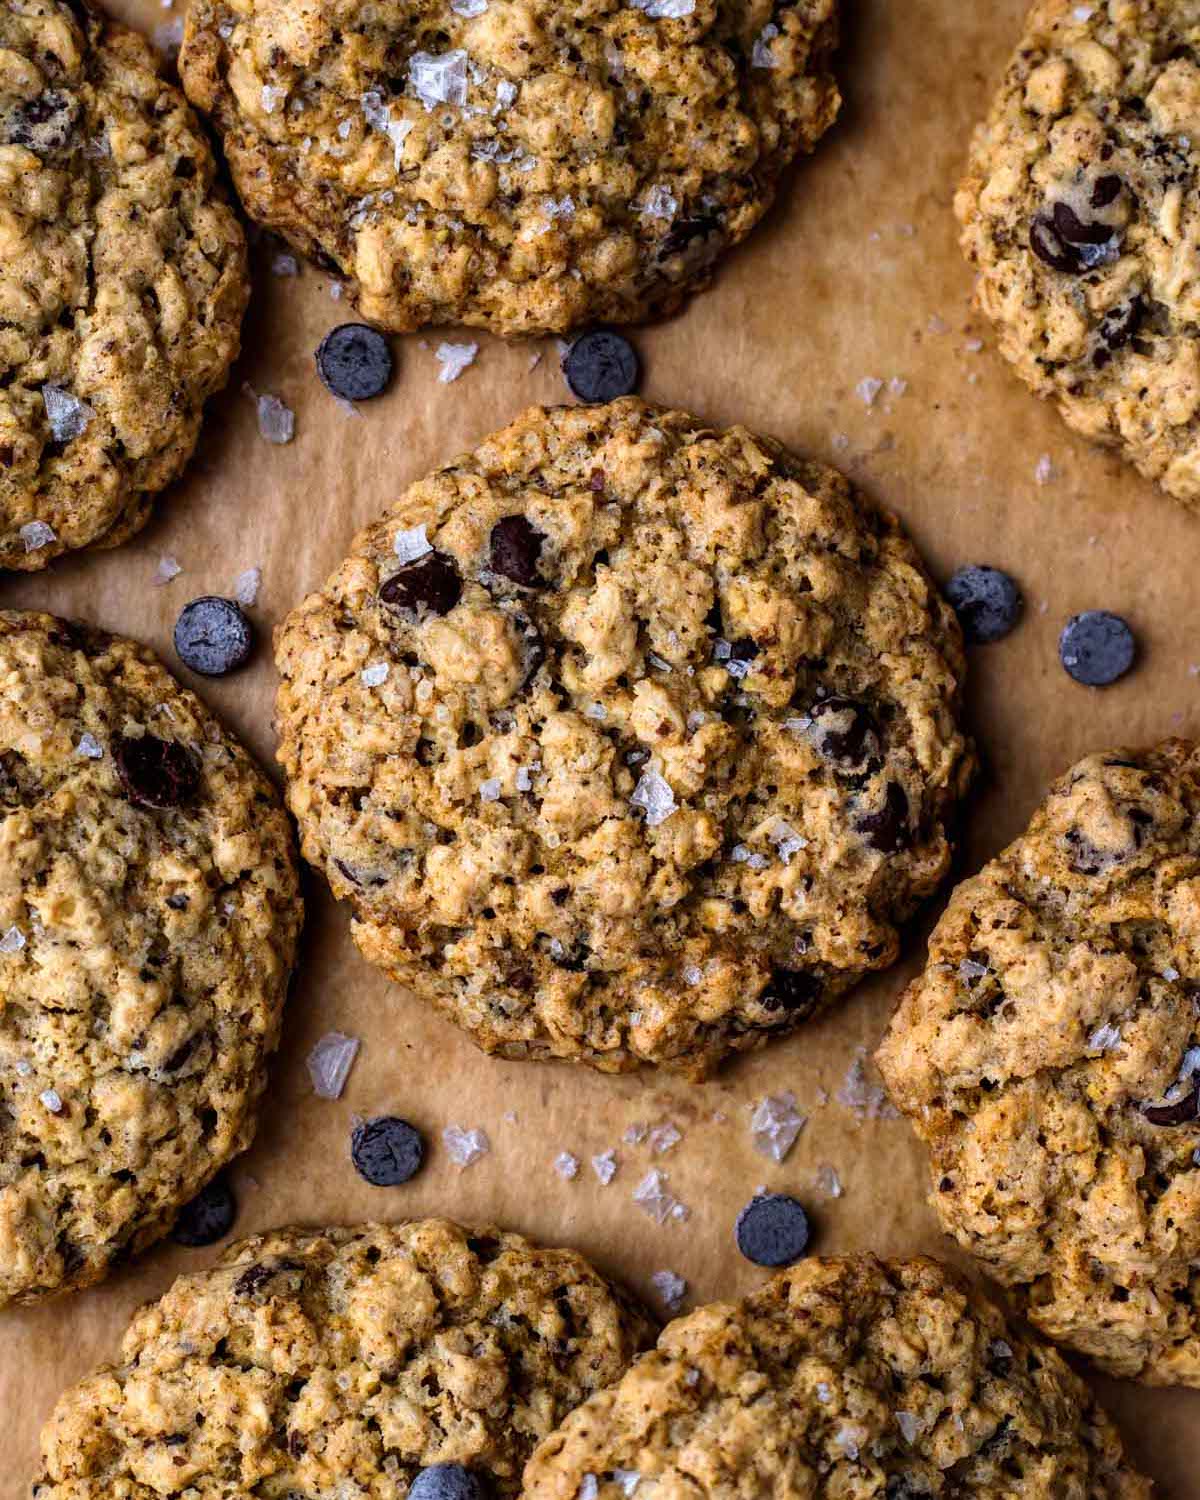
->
[444, 1124, 490, 1167]
[307, 1031, 360, 1098]
[631, 769, 676, 827]
[855, 377, 883, 407]
[153, 555, 182, 586]
[255, 394, 295, 444]
[648, 1122, 681, 1155]
[632, 1168, 686, 1224]
[815, 1163, 843, 1199]
[76, 733, 103, 760]
[0, 926, 25, 954]
[436, 342, 479, 383]
[19, 521, 56, 553]
[751, 1091, 806, 1162]
[42, 385, 94, 442]
[234, 567, 262, 606]
[410, 50, 469, 111]
[650, 1269, 686, 1312]
[554, 1151, 580, 1180]
[591, 1149, 618, 1185]
[837, 1047, 899, 1121]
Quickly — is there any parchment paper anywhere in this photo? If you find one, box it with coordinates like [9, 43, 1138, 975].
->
[4, 0, 1199, 1492]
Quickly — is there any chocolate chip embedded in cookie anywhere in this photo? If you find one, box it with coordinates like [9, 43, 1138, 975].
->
[275, 399, 973, 1077]
[957, 2, 1200, 510]
[878, 740, 1200, 1385]
[179, 0, 841, 336]
[0, 0, 248, 571]
[521, 1256, 1150, 1500]
[0, 610, 302, 1304]
[33, 1221, 657, 1500]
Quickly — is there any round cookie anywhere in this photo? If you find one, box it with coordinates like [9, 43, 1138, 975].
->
[0, 610, 302, 1303]
[33, 1220, 657, 1499]
[957, 0, 1200, 510]
[878, 740, 1200, 1386]
[275, 399, 973, 1076]
[522, 1255, 1150, 1500]
[178, 0, 840, 337]
[0, 0, 248, 572]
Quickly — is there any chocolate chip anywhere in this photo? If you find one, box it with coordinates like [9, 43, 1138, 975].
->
[1052, 200, 1113, 246]
[316, 323, 394, 402]
[1142, 1087, 1200, 1127]
[734, 1193, 810, 1267]
[5, 90, 78, 153]
[808, 697, 881, 771]
[490, 515, 546, 588]
[351, 1116, 425, 1186]
[856, 782, 911, 853]
[174, 597, 254, 676]
[1030, 214, 1083, 274]
[1091, 174, 1123, 208]
[1059, 611, 1136, 687]
[409, 1467, 488, 1500]
[759, 967, 822, 1015]
[562, 330, 640, 404]
[945, 566, 1024, 644]
[1097, 296, 1143, 356]
[657, 213, 723, 261]
[172, 1176, 237, 1247]
[379, 551, 462, 616]
[114, 735, 200, 810]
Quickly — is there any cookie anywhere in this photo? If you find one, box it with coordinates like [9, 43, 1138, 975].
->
[0, 610, 302, 1303]
[878, 740, 1200, 1386]
[275, 399, 973, 1076]
[33, 1220, 657, 1499]
[0, 0, 248, 572]
[179, 0, 840, 337]
[522, 1255, 1150, 1500]
[956, 0, 1200, 509]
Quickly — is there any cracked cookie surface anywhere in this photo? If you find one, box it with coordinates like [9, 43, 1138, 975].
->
[33, 1220, 656, 1500]
[179, 0, 839, 336]
[275, 400, 972, 1077]
[0, 610, 301, 1304]
[522, 1255, 1150, 1500]
[0, 0, 248, 572]
[957, 0, 1200, 510]
[878, 740, 1200, 1386]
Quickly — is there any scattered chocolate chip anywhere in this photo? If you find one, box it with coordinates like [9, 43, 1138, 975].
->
[409, 1467, 487, 1500]
[808, 697, 881, 771]
[856, 782, 911, 853]
[174, 597, 254, 676]
[945, 566, 1024, 644]
[379, 551, 462, 616]
[114, 735, 200, 810]
[316, 323, 394, 401]
[490, 515, 546, 588]
[1059, 611, 1136, 687]
[172, 1176, 237, 1247]
[759, 967, 822, 1014]
[728, 638, 759, 664]
[1142, 1087, 1200, 1127]
[562, 330, 640, 404]
[734, 1193, 810, 1267]
[351, 1116, 425, 1186]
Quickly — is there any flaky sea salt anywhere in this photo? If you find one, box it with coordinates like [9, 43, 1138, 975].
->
[515, 766, 534, 791]
[770, 821, 808, 863]
[896, 1411, 920, 1445]
[751, 23, 779, 67]
[624, 1122, 648, 1145]
[641, 185, 677, 220]
[234, 566, 262, 606]
[436, 342, 479, 383]
[631, 769, 676, 827]
[554, 1151, 580, 1180]
[261, 83, 286, 113]
[361, 662, 390, 688]
[272, 252, 299, 276]
[1035, 454, 1056, 485]
[731, 844, 769, 870]
[76, 733, 103, 760]
[630, 0, 696, 16]
[815, 1163, 844, 1199]
[1164, 965, 1181, 982]
[444, 1124, 490, 1167]
[362, 90, 415, 171]
[751, 1092, 806, 1162]
[394, 524, 432, 563]
[837, 1048, 899, 1121]
[650, 1269, 686, 1312]
[19, 521, 56, 553]
[451, 0, 489, 13]
[410, 50, 469, 111]
[1088, 1023, 1122, 1052]
[592, 1149, 618, 1185]
[0, 926, 25, 954]
[480, 777, 502, 802]
[633, 1168, 686, 1224]
[612, 1473, 640, 1498]
[153, 554, 182, 586]
[255, 393, 295, 444]
[577, 1479, 599, 1500]
[307, 1032, 360, 1098]
[42, 385, 94, 442]
[40, 1088, 64, 1113]
[648, 1122, 681, 1155]
[855, 377, 883, 407]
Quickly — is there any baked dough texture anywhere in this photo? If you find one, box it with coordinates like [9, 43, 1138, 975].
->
[879, 740, 1200, 1386]
[522, 1254, 1150, 1500]
[274, 400, 972, 1077]
[32, 1220, 656, 1500]
[179, 0, 840, 336]
[957, 0, 1200, 510]
[0, 610, 302, 1304]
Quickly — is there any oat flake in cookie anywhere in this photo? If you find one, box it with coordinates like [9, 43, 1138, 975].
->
[275, 399, 972, 1076]
[879, 740, 1200, 1386]
[957, 0, 1200, 510]
[179, 0, 840, 337]
[0, 0, 248, 571]
[0, 611, 301, 1303]
[33, 1221, 656, 1499]
[522, 1255, 1150, 1500]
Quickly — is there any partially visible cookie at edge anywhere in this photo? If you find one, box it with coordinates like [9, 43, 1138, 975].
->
[0, 0, 248, 571]
[179, 0, 840, 336]
[274, 398, 973, 1077]
[0, 610, 302, 1303]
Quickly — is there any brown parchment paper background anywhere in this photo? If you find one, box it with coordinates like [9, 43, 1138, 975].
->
[4, 0, 1200, 1492]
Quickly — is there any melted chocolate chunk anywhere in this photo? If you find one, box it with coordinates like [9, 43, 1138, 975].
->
[759, 967, 822, 1016]
[379, 551, 462, 616]
[114, 736, 200, 810]
[1143, 1087, 1200, 1127]
[1052, 200, 1113, 246]
[808, 697, 881, 772]
[856, 782, 911, 853]
[490, 515, 546, 588]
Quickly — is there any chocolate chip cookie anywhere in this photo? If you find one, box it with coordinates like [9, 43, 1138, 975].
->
[33, 1220, 656, 1499]
[957, 0, 1200, 510]
[0, 0, 248, 572]
[878, 740, 1200, 1386]
[0, 610, 301, 1303]
[275, 399, 973, 1077]
[522, 1255, 1150, 1500]
[179, 0, 840, 336]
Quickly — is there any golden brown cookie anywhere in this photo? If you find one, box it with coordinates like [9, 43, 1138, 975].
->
[879, 740, 1200, 1386]
[275, 399, 973, 1077]
[0, 610, 301, 1304]
[522, 1255, 1150, 1500]
[179, 0, 840, 336]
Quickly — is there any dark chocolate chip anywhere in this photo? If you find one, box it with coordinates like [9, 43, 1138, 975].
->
[1052, 200, 1113, 246]
[379, 551, 462, 616]
[1059, 611, 1136, 687]
[5, 90, 78, 153]
[233, 1258, 301, 1297]
[316, 323, 394, 402]
[562, 330, 640, 404]
[172, 1176, 237, 1247]
[657, 213, 723, 261]
[856, 782, 911, 853]
[944, 566, 1024, 644]
[1142, 1087, 1200, 1127]
[490, 515, 546, 588]
[734, 1193, 810, 1267]
[174, 597, 254, 676]
[114, 735, 200, 810]
[1097, 296, 1143, 355]
[808, 696, 882, 770]
[885, 1480, 931, 1500]
[1030, 214, 1083, 274]
[409, 1467, 488, 1500]
[351, 1116, 425, 1186]
[1091, 174, 1123, 208]
[759, 967, 822, 1015]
